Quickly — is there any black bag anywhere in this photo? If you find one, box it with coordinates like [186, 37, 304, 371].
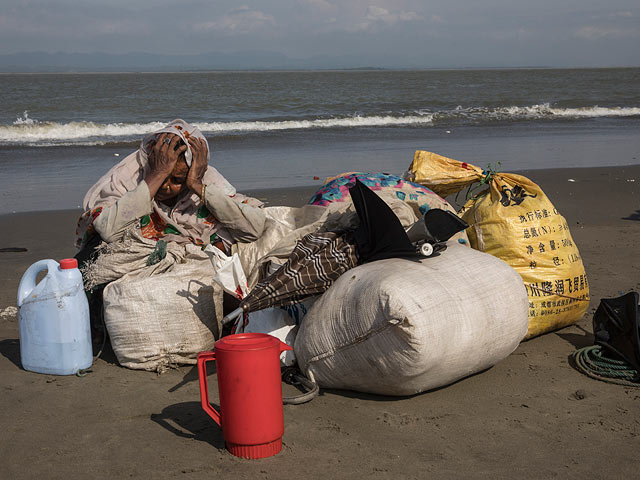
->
[592, 292, 640, 371]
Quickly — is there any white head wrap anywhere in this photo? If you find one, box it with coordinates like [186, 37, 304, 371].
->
[141, 118, 208, 168]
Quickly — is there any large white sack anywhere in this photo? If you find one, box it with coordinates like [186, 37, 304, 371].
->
[103, 248, 223, 372]
[294, 242, 528, 396]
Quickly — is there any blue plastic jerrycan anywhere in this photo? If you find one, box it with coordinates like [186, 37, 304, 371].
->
[17, 258, 92, 375]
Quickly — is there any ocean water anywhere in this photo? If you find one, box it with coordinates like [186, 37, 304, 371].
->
[1, 68, 639, 213]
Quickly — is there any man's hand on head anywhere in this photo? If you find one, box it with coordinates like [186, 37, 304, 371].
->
[145, 133, 188, 198]
[186, 137, 209, 196]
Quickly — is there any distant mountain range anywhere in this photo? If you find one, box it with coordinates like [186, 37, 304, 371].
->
[0, 51, 420, 72]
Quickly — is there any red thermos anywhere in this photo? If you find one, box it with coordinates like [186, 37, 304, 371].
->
[197, 333, 293, 459]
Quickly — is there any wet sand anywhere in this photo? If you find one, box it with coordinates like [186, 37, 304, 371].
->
[1, 165, 639, 479]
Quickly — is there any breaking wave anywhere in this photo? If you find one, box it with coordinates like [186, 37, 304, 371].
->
[438, 104, 640, 120]
[2, 105, 638, 146]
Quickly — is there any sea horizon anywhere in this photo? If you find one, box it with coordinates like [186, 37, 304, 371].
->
[2, 65, 640, 74]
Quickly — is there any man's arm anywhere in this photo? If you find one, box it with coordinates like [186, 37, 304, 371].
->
[92, 181, 153, 243]
[203, 187, 266, 242]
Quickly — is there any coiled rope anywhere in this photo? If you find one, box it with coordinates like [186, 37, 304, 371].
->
[282, 367, 319, 404]
[572, 345, 640, 387]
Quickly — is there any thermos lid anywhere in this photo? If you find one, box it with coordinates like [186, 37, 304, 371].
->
[214, 332, 281, 352]
[59, 258, 78, 270]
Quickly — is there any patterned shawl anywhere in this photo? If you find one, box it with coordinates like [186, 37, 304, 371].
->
[75, 119, 262, 251]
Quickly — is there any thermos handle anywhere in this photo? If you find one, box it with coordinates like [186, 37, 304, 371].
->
[197, 351, 221, 427]
[17, 259, 58, 307]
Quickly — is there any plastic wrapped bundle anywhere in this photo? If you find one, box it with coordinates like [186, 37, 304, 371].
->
[294, 242, 528, 396]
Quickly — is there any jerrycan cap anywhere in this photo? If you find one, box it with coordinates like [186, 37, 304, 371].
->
[214, 332, 281, 352]
[59, 258, 78, 270]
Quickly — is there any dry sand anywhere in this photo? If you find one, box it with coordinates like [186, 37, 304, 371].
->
[1, 165, 639, 479]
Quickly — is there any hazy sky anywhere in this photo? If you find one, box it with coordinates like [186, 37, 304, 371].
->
[1, 0, 638, 67]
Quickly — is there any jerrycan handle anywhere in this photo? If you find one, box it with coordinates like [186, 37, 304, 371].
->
[197, 351, 221, 427]
[17, 259, 58, 307]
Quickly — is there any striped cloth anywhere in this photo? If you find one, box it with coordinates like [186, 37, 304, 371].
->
[239, 231, 358, 313]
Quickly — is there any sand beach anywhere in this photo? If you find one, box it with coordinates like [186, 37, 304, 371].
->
[1, 164, 639, 479]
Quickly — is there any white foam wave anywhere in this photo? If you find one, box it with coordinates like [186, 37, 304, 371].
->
[0, 114, 434, 145]
[1, 105, 638, 145]
[199, 114, 435, 132]
[1, 118, 167, 144]
[13, 111, 37, 125]
[546, 105, 640, 117]
[442, 103, 640, 120]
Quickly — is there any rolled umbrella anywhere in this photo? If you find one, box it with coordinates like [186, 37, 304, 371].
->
[222, 179, 425, 327]
[223, 230, 358, 325]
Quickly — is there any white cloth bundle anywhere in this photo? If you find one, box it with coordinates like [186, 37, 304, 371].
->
[295, 242, 528, 395]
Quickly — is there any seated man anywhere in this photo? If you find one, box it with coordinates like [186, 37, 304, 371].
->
[76, 118, 265, 254]
[75, 119, 265, 345]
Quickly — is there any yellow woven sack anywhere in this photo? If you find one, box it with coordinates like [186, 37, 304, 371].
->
[406, 151, 589, 339]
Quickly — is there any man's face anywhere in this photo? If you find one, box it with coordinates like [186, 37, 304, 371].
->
[154, 157, 188, 202]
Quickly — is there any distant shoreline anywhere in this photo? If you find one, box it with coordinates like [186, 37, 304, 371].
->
[1, 66, 639, 75]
